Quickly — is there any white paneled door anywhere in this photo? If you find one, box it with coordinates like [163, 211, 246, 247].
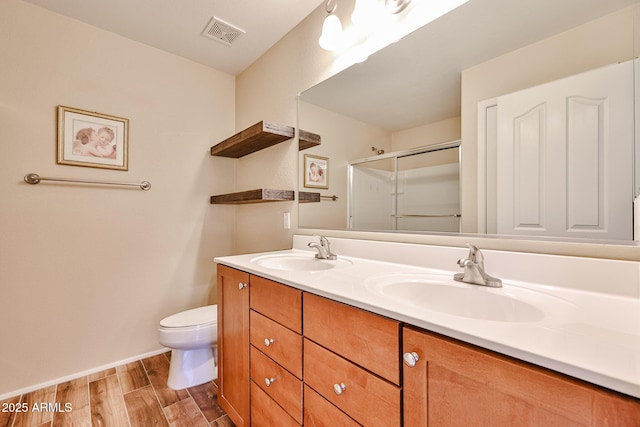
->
[493, 61, 633, 240]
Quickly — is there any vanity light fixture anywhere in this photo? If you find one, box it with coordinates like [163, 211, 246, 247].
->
[353, 0, 412, 25]
[385, 0, 412, 14]
[319, 0, 412, 52]
[319, 0, 344, 51]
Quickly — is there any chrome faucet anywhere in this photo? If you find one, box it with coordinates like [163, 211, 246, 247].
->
[454, 243, 502, 288]
[308, 235, 337, 260]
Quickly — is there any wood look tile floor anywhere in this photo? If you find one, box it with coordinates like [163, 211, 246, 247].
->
[0, 352, 235, 427]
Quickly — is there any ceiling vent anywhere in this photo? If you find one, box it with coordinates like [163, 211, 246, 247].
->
[202, 17, 245, 46]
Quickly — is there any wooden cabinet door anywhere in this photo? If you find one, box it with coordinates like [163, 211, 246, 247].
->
[217, 265, 250, 427]
[403, 326, 640, 426]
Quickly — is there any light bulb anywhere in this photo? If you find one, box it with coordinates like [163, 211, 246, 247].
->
[319, 13, 343, 51]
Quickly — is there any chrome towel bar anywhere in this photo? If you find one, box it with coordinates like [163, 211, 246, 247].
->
[393, 213, 461, 218]
[24, 173, 151, 191]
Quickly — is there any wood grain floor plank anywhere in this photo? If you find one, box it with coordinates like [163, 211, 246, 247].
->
[89, 375, 128, 427]
[163, 398, 208, 427]
[187, 382, 225, 422]
[141, 355, 189, 407]
[52, 377, 90, 427]
[124, 386, 168, 427]
[0, 395, 21, 427]
[87, 369, 115, 383]
[209, 415, 235, 427]
[117, 361, 150, 393]
[12, 385, 56, 427]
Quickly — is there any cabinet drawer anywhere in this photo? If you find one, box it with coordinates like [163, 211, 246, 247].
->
[250, 382, 300, 427]
[303, 293, 401, 384]
[303, 385, 360, 427]
[250, 345, 303, 424]
[250, 310, 302, 379]
[304, 338, 401, 427]
[250, 275, 302, 333]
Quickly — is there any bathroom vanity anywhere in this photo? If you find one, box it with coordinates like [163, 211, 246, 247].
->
[215, 236, 640, 426]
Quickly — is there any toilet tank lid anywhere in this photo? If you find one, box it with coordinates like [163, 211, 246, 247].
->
[160, 305, 217, 328]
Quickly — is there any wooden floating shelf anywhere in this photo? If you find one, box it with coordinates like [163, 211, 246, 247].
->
[210, 189, 295, 204]
[298, 191, 320, 203]
[210, 121, 295, 158]
[299, 129, 321, 151]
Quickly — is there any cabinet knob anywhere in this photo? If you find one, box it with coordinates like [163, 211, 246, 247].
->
[333, 382, 347, 395]
[403, 351, 420, 367]
[264, 338, 275, 347]
[238, 282, 247, 290]
[264, 377, 275, 387]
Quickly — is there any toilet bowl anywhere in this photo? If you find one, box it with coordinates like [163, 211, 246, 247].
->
[158, 305, 218, 390]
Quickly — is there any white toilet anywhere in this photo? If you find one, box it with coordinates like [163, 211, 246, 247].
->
[158, 304, 218, 390]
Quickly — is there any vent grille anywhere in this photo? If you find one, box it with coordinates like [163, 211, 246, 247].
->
[202, 17, 245, 46]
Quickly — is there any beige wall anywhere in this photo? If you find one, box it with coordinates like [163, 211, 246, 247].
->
[391, 116, 461, 152]
[234, 1, 355, 254]
[298, 102, 392, 229]
[0, 0, 235, 396]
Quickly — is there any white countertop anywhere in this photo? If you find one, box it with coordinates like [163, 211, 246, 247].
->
[215, 237, 640, 399]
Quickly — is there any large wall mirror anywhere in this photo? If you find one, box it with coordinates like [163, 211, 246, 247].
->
[299, 0, 639, 244]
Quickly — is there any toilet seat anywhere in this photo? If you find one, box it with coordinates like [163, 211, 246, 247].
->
[160, 305, 217, 328]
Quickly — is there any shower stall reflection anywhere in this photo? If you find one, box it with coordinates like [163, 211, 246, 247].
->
[348, 142, 461, 232]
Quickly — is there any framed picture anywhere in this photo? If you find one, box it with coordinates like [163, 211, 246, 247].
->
[57, 105, 129, 170]
[304, 154, 329, 189]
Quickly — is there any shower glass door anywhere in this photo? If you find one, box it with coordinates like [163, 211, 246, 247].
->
[395, 146, 460, 232]
[348, 142, 460, 232]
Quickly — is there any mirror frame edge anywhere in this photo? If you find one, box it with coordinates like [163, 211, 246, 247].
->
[294, 227, 640, 261]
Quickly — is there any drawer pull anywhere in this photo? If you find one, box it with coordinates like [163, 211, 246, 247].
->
[403, 351, 420, 367]
[238, 282, 248, 290]
[264, 338, 275, 347]
[333, 382, 347, 395]
[264, 377, 276, 387]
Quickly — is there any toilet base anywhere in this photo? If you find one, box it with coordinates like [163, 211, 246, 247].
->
[167, 346, 217, 390]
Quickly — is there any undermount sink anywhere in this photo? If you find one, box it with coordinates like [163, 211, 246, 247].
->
[251, 253, 352, 271]
[364, 273, 569, 322]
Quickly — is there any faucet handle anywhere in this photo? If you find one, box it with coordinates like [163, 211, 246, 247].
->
[465, 243, 484, 268]
[318, 235, 330, 248]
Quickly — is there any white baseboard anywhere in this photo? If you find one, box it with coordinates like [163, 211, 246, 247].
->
[0, 347, 170, 401]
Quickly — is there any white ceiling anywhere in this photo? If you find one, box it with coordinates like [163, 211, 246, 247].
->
[22, 0, 324, 75]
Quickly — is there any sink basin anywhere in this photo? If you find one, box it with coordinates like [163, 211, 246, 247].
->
[364, 273, 562, 322]
[251, 253, 352, 271]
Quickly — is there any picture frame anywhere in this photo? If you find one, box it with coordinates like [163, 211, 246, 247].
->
[57, 105, 129, 170]
[304, 154, 329, 189]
